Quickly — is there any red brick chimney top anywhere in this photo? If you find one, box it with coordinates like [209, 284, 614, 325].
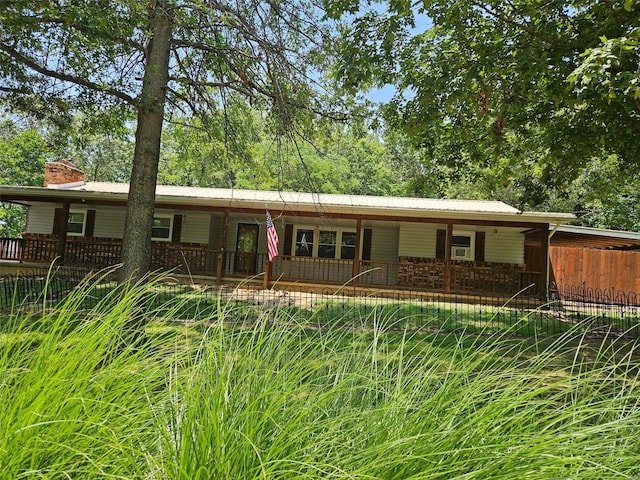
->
[44, 160, 86, 187]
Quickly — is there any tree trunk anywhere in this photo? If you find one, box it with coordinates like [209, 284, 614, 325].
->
[119, 1, 173, 284]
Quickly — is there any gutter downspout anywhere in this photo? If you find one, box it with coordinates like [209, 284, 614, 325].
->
[546, 223, 561, 300]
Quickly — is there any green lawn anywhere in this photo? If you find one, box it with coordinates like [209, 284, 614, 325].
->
[1, 278, 640, 478]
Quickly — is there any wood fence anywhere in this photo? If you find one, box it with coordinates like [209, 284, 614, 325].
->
[550, 246, 640, 293]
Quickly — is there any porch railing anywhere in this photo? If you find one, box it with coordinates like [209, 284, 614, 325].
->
[0, 238, 24, 261]
[3, 236, 220, 276]
[272, 256, 354, 284]
[66, 238, 122, 267]
[268, 255, 541, 295]
[450, 262, 541, 295]
[20, 235, 60, 262]
[1, 235, 543, 295]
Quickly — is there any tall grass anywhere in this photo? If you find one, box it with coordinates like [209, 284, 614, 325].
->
[1, 277, 639, 478]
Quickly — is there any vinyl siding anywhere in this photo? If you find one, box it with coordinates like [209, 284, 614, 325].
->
[398, 224, 524, 264]
[179, 212, 210, 244]
[484, 229, 524, 264]
[27, 204, 211, 244]
[25, 204, 56, 234]
[24, 204, 525, 265]
[398, 223, 439, 258]
[93, 206, 126, 238]
[28, 204, 126, 240]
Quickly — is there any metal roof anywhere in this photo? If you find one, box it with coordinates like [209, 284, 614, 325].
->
[550, 225, 640, 250]
[555, 225, 640, 240]
[1, 181, 576, 224]
[76, 182, 520, 212]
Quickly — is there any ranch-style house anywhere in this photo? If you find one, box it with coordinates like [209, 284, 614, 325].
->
[0, 161, 575, 298]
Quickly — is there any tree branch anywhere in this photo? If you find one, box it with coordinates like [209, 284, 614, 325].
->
[0, 42, 137, 105]
[16, 14, 146, 52]
[0, 85, 30, 94]
[170, 39, 262, 61]
[170, 76, 247, 91]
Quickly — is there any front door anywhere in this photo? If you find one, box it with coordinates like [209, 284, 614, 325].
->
[235, 224, 258, 274]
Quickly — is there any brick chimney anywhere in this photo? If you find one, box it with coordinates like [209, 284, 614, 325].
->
[44, 160, 85, 187]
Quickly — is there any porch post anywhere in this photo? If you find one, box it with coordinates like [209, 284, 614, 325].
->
[263, 259, 272, 289]
[444, 222, 453, 294]
[351, 218, 362, 286]
[220, 210, 230, 249]
[217, 210, 229, 284]
[216, 253, 224, 285]
[544, 223, 554, 300]
[54, 202, 70, 263]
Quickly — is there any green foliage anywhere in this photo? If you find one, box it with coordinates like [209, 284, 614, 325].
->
[0, 120, 48, 235]
[570, 27, 640, 106]
[2, 279, 640, 478]
[0, 278, 171, 478]
[0, 1, 145, 128]
[53, 116, 135, 182]
[0, 121, 47, 186]
[158, 113, 409, 196]
[159, 104, 258, 187]
[329, 0, 640, 203]
[561, 156, 640, 231]
[0, 116, 137, 234]
[246, 125, 405, 195]
[3, 0, 639, 237]
[0, 204, 26, 237]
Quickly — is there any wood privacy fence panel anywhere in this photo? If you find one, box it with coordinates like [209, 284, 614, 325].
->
[550, 246, 640, 293]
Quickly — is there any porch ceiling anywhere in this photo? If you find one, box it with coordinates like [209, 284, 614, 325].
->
[0, 182, 576, 225]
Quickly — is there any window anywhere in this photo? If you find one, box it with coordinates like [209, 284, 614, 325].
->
[451, 232, 474, 260]
[318, 231, 337, 258]
[341, 232, 357, 259]
[67, 211, 86, 236]
[293, 227, 357, 259]
[152, 215, 173, 241]
[295, 229, 314, 256]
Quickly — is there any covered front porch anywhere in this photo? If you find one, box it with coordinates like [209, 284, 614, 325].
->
[0, 234, 544, 296]
[1, 163, 573, 300]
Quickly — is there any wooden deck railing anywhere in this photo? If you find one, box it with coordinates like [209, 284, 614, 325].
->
[20, 235, 60, 262]
[0, 238, 24, 261]
[66, 238, 122, 267]
[150, 243, 217, 275]
[271, 256, 354, 284]
[2, 236, 220, 276]
[358, 260, 402, 287]
[2, 235, 542, 295]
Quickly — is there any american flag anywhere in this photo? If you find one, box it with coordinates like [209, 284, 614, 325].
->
[266, 209, 279, 262]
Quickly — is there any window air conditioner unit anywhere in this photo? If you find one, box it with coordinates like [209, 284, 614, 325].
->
[452, 247, 471, 260]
